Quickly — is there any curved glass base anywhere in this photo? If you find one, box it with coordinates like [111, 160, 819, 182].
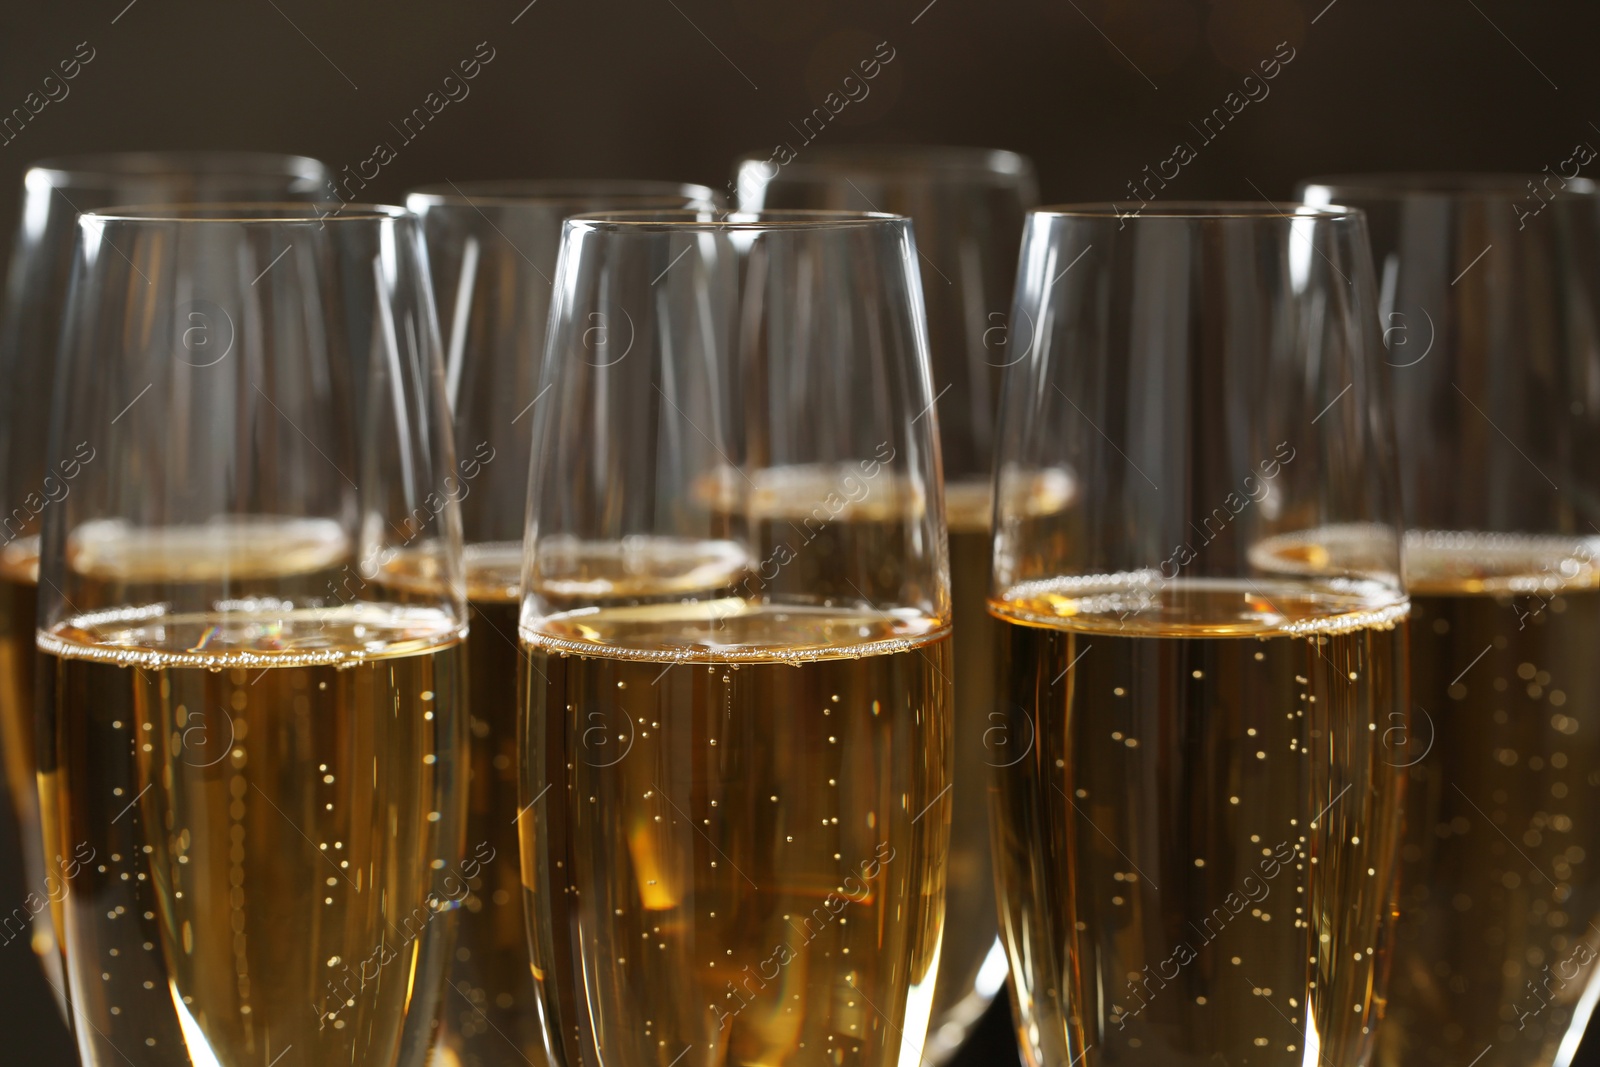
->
[923, 938, 1008, 1066]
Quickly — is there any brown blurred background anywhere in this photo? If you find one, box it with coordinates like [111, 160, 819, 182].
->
[2, 0, 1598, 1061]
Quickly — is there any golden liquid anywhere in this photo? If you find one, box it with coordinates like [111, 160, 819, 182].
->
[384, 539, 758, 1067]
[0, 536, 62, 989]
[989, 575, 1409, 1067]
[382, 543, 543, 1067]
[35, 520, 467, 1067]
[1376, 532, 1600, 1067]
[935, 483, 1003, 1054]
[0, 539, 39, 829]
[692, 465, 1072, 1062]
[519, 598, 951, 1067]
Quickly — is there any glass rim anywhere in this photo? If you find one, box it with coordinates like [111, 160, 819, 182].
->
[27, 150, 328, 187]
[80, 202, 408, 224]
[736, 144, 1035, 182]
[563, 208, 907, 232]
[1301, 171, 1600, 200]
[405, 178, 720, 209]
[1031, 201, 1362, 221]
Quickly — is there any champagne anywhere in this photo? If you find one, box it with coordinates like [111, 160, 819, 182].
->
[1377, 532, 1600, 1067]
[0, 538, 38, 834]
[519, 597, 950, 1067]
[36, 521, 467, 1067]
[694, 464, 1070, 1058]
[931, 473, 1073, 1055]
[383, 539, 755, 1067]
[435, 544, 529, 1067]
[989, 575, 1408, 1067]
[0, 536, 59, 981]
[936, 482, 1003, 1050]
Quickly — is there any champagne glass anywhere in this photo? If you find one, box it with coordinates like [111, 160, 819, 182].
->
[519, 209, 951, 1067]
[36, 203, 467, 1067]
[1300, 173, 1600, 1067]
[989, 203, 1410, 1067]
[0, 152, 329, 1007]
[404, 178, 719, 1064]
[733, 147, 1038, 1063]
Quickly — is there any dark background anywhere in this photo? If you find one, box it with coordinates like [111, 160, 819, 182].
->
[2, 0, 1598, 1062]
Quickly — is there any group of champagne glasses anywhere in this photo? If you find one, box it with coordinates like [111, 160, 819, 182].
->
[0, 148, 1594, 1067]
